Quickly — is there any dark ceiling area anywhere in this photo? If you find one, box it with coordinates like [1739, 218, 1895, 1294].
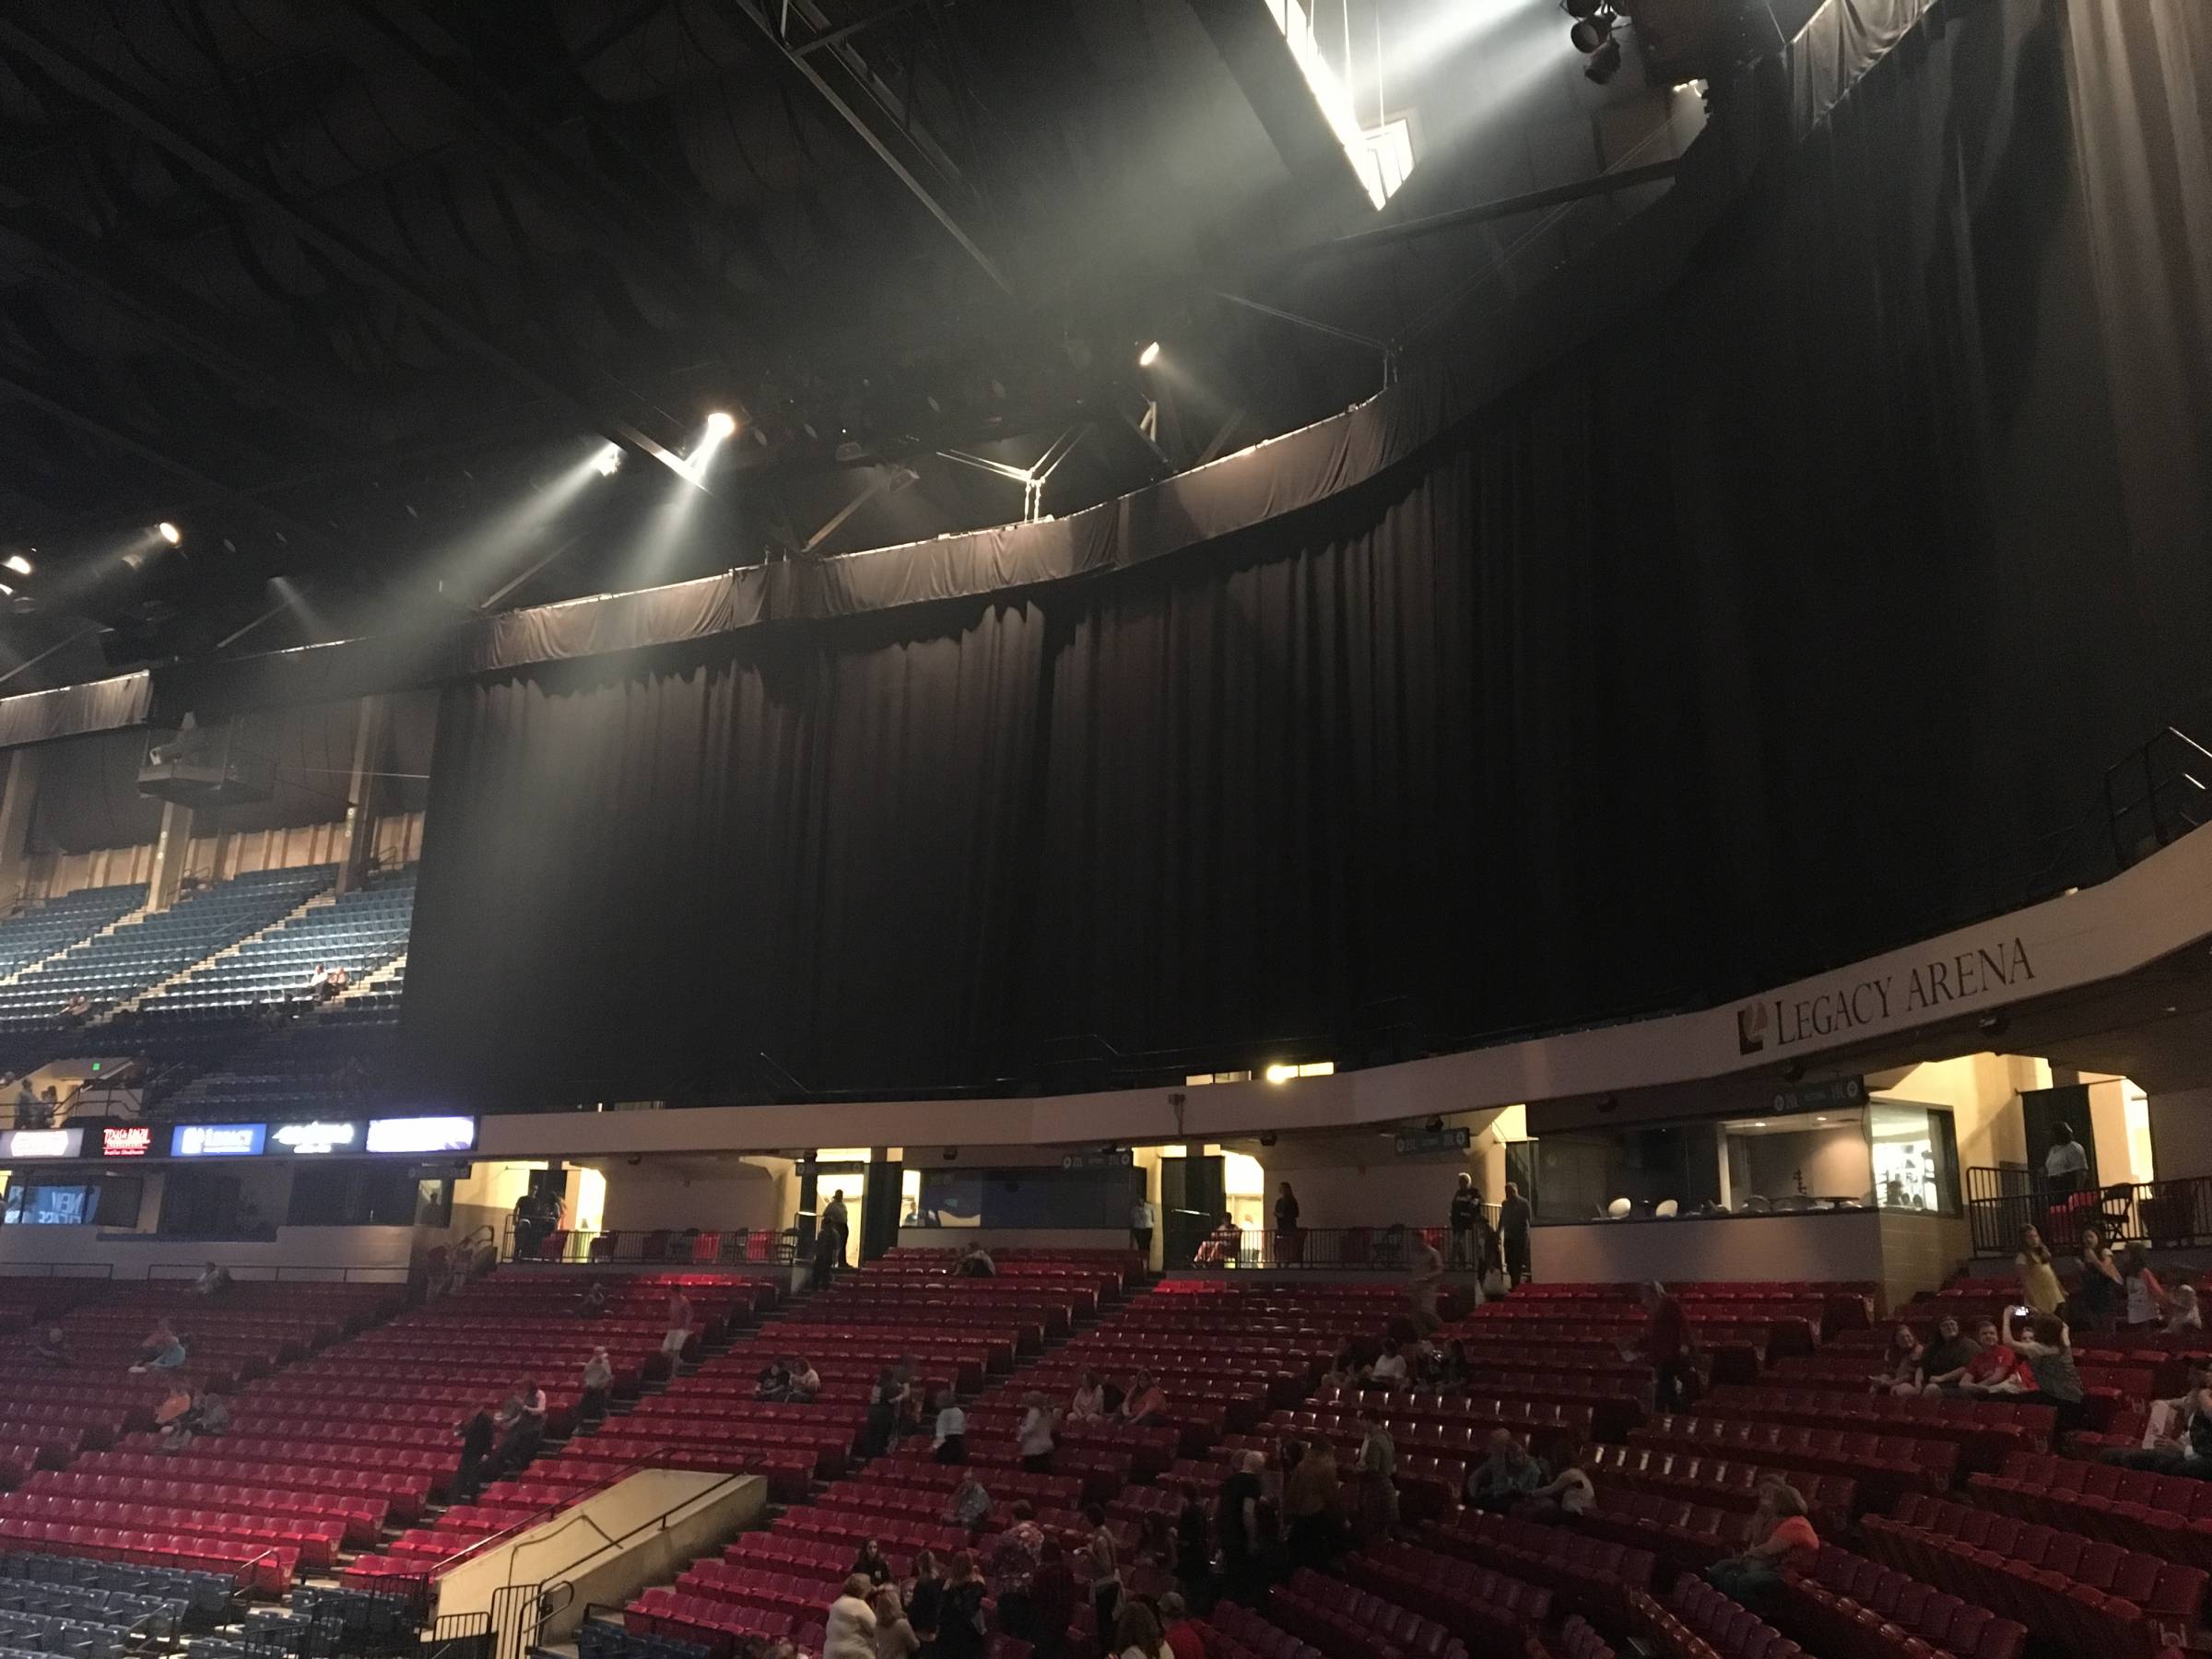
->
[0, 0, 1700, 678]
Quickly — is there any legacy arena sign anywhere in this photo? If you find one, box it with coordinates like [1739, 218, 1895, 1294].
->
[1737, 934, 2038, 1054]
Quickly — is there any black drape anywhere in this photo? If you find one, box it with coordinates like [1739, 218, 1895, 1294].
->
[404, 0, 2212, 1104]
[407, 606, 1047, 1100]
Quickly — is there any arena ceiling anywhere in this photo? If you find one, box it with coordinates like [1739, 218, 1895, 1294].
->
[0, 0, 1716, 678]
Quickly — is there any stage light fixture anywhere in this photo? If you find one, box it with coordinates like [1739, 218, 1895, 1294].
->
[1564, 0, 1605, 16]
[157, 522, 182, 545]
[1570, 15, 1612, 52]
[1584, 36, 1624, 81]
[705, 411, 736, 439]
[3, 555, 29, 576]
[593, 444, 622, 477]
[1137, 341, 1162, 369]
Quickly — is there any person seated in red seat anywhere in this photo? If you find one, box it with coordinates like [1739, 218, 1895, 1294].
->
[575, 1278, 608, 1318]
[1917, 1317, 2002, 1396]
[1120, 1371, 1167, 1427]
[1518, 1443, 1594, 1525]
[1912, 1316, 1980, 1394]
[580, 1347, 613, 1424]
[1068, 1371, 1105, 1421]
[947, 1469, 994, 1533]
[1868, 1325, 1925, 1396]
[196, 1387, 231, 1438]
[1954, 1320, 2036, 1398]
[787, 1356, 821, 1401]
[1465, 1430, 1542, 1513]
[1159, 1591, 1206, 1659]
[756, 1359, 794, 1401]
[1318, 1349, 1357, 1393]
[955, 1243, 996, 1278]
[853, 1537, 893, 1587]
[31, 1326, 69, 1369]
[1636, 1281, 1698, 1411]
[129, 1318, 186, 1373]
[2100, 1358, 2212, 1474]
[154, 1379, 197, 1453]
[1368, 1337, 1409, 1386]
[1705, 1480, 1817, 1603]
[2171, 1283, 2206, 1333]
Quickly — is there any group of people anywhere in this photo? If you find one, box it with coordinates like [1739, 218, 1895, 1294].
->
[755, 1356, 823, 1403]
[1172, 1174, 1532, 1299]
[2017, 1222, 2200, 1335]
[6, 1075, 63, 1130]
[153, 1377, 231, 1453]
[1865, 1305, 2088, 1424]
[453, 1379, 550, 1500]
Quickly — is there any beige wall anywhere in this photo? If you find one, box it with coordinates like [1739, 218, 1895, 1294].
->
[1877, 1209, 1971, 1314]
[1882, 1053, 2047, 1171]
[1531, 1209, 1887, 1286]
[0, 1222, 417, 1279]
[1253, 1149, 1482, 1230]
[594, 1158, 785, 1234]
[2151, 1088, 2212, 1181]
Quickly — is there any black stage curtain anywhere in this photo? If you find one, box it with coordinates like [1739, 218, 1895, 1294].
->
[404, 0, 2212, 1103]
[406, 606, 1050, 1100]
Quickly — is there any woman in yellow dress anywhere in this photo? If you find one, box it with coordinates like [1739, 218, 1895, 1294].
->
[2017, 1224, 2065, 1316]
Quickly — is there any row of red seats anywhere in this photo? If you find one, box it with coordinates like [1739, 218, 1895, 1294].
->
[1967, 1452, 2212, 1567]
[1583, 1447, 1854, 1532]
[1420, 1512, 1653, 1623]
[1653, 1578, 1803, 1659]
[1630, 1418, 1954, 1508]
[1777, 1545, 2027, 1659]
[1335, 1546, 1549, 1648]
[1863, 1510, 2198, 1658]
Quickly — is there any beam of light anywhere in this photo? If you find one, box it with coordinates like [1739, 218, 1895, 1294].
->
[157, 522, 182, 545]
[677, 414, 736, 486]
[1138, 341, 1162, 368]
[1263, 0, 1395, 206]
[593, 443, 622, 477]
[268, 577, 333, 643]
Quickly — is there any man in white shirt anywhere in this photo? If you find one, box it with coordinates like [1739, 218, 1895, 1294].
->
[1130, 1197, 1157, 1256]
[934, 1391, 968, 1464]
[2045, 1124, 2089, 1197]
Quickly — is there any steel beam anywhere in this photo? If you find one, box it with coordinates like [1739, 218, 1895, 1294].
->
[720, 0, 1011, 294]
[0, 15, 691, 475]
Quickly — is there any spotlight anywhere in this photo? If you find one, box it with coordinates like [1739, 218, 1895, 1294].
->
[1583, 35, 1624, 81]
[705, 412, 736, 439]
[1570, 15, 1612, 52]
[1137, 342, 1162, 369]
[1259, 1132, 1278, 1147]
[593, 444, 622, 477]
[157, 522, 182, 545]
[3, 555, 29, 576]
[1265, 1063, 1297, 1084]
[1563, 0, 1604, 15]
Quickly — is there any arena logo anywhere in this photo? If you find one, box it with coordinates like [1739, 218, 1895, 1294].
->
[1736, 935, 2038, 1054]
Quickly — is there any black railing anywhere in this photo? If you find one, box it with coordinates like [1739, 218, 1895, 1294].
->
[501, 1223, 797, 1267]
[1965, 1169, 2212, 1256]
[1185, 1222, 1498, 1271]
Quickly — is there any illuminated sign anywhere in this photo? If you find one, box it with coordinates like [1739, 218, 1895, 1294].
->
[0, 1127, 84, 1159]
[366, 1116, 477, 1155]
[102, 1125, 152, 1159]
[268, 1120, 363, 1156]
[171, 1123, 267, 1159]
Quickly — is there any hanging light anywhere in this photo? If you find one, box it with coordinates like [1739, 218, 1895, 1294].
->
[1570, 14, 1613, 52]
